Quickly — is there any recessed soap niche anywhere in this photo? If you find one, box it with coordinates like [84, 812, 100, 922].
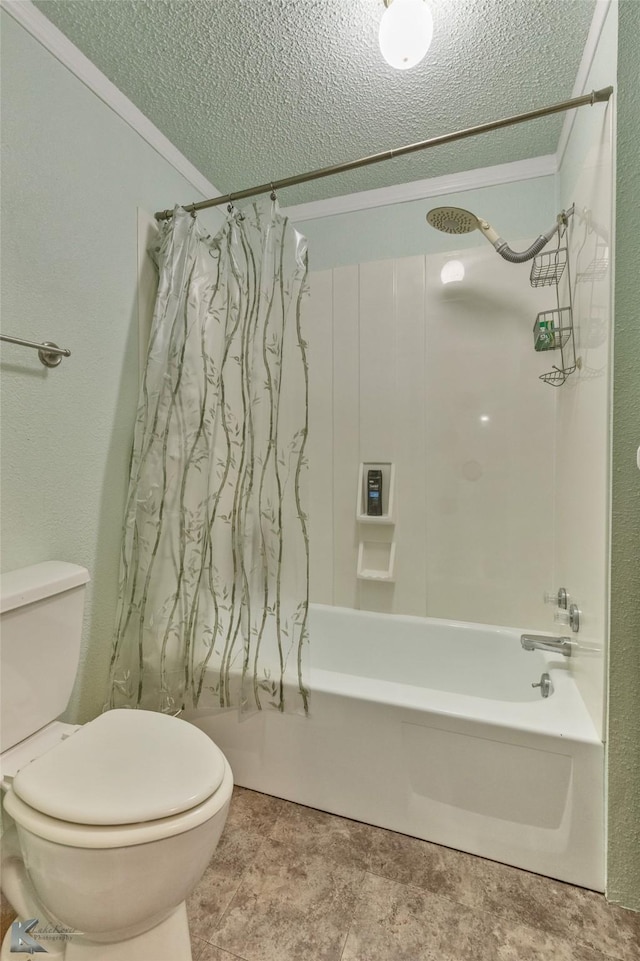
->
[356, 462, 396, 582]
[357, 540, 396, 582]
[356, 462, 395, 524]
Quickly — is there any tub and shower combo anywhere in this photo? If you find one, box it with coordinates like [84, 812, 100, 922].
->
[187, 604, 603, 892]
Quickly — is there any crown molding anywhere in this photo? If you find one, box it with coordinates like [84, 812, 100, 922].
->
[282, 154, 557, 222]
[1, 0, 221, 202]
[556, 0, 613, 168]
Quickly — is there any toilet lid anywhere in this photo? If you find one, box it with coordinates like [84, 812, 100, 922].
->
[11, 710, 227, 825]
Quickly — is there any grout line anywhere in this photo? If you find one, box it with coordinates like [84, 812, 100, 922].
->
[337, 869, 372, 961]
[191, 935, 208, 961]
[200, 943, 251, 961]
[192, 816, 273, 945]
[337, 922, 354, 961]
[202, 828, 274, 937]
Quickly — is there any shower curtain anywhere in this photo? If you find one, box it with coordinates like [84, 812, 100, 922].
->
[107, 201, 310, 715]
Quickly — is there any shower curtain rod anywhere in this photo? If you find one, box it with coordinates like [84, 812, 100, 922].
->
[155, 86, 613, 221]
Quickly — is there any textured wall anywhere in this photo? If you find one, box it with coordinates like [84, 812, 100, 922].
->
[607, 0, 640, 913]
[0, 12, 217, 723]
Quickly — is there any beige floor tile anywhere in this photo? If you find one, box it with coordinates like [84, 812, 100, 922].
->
[208, 836, 364, 961]
[225, 786, 288, 835]
[342, 874, 617, 961]
[187, 827, 265, 941]
[269, 800, 373, 870]
[269, 797, 485, 902]
[342, 873, 503, 961]
[360, 821, 479, 900]
[489, 916, 622, 961]
[609, 903, 640, 958]
[269, 799, 493, 904]
[192, 789, 639, 961]
[466, 912, 557, 961]
[453, 855, 639, 961]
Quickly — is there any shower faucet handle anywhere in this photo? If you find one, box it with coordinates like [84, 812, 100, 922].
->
[544, 587, 569, 609]
[553, 603, 580, 632]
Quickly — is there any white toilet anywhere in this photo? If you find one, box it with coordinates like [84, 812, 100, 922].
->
[0, 562, 233, 960]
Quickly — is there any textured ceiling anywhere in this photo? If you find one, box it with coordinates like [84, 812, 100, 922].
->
[33, 0, 597, 206]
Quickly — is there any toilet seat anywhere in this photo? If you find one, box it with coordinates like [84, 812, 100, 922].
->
[11, 709, 226, 825]
[4, 709, 233, 848]
[3, 759, 233, 849]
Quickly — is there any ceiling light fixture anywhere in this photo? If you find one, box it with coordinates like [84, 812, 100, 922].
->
[379, 0, 433, 71]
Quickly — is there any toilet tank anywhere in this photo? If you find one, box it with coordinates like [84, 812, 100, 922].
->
[0, 562, 90, 753]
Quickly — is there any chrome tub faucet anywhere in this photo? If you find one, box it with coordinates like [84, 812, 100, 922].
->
[520, 634, 573, 657]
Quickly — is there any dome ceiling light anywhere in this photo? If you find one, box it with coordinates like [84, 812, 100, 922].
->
[379, 0, 434, 71]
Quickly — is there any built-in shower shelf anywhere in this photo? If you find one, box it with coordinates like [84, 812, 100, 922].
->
[356, 462, 395, 524]
[356, 515, 395, 526]
[357, 541, 396, 582]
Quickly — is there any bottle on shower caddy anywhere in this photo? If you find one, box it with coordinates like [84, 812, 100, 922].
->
[535, 319, 555, 351]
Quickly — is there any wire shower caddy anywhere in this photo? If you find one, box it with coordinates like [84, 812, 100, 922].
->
[530, 213, 577, 386]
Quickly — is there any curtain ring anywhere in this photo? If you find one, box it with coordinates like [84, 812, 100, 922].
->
[270, 183, 277, 202]
[227, 200, 245, 221]
[227, 192, 245, 220]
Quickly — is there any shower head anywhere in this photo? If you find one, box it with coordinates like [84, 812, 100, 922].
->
[426, 207, 480, 235]
[426, 206, 500, 245]
[427, 205, 501, 250]
[426, 204, 574, 264]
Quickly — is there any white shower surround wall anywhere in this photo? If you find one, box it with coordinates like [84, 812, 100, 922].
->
[307, 245, 559, 628]
[187, 604, 604, 891]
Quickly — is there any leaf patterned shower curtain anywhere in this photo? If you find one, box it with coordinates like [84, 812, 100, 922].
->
[107, 202, 310, 715]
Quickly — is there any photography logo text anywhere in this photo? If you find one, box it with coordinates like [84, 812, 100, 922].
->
[10, 918, 76, 954]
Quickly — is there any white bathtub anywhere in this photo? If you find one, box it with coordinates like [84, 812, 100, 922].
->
[185, 604, 604, 890]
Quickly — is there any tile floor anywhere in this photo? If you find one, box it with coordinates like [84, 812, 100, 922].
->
[189, 787, 640, 961]
[1, 787, 638, 960]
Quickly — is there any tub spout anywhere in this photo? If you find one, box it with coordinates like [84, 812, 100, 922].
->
[520, 634, 573, 657]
